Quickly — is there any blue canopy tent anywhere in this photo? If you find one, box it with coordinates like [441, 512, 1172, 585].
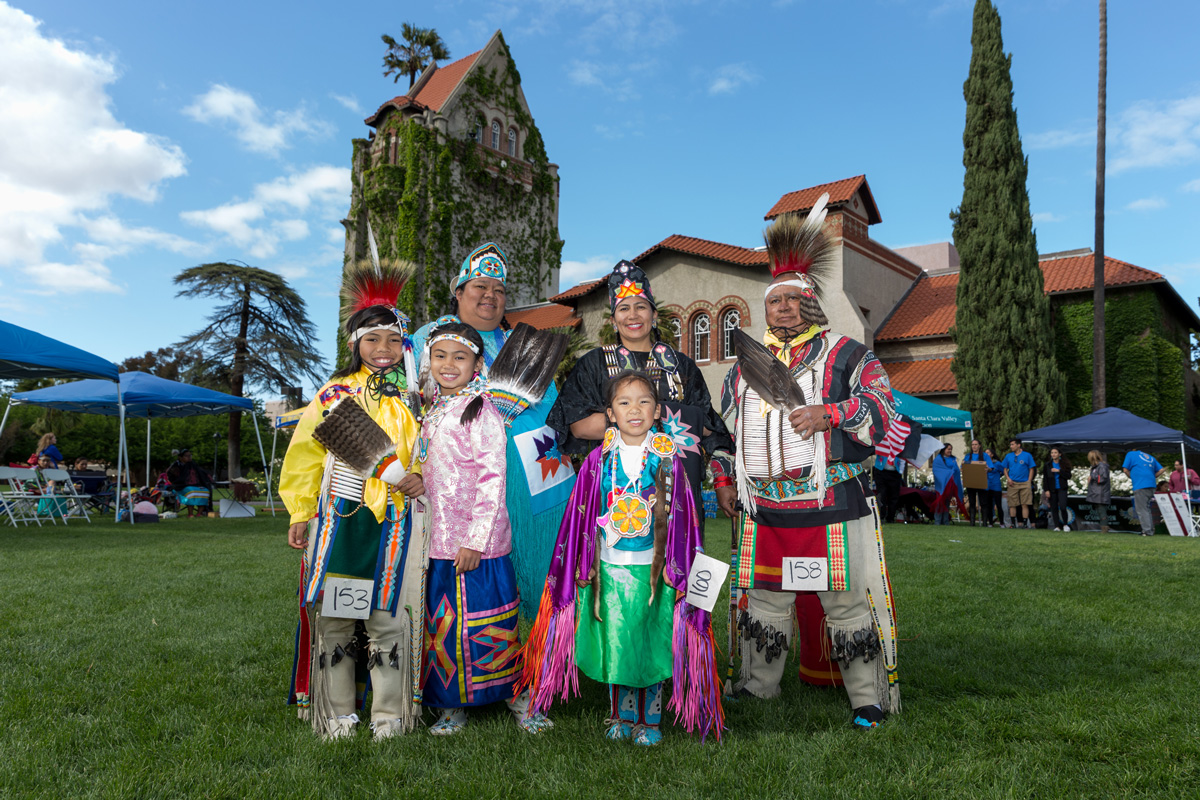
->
[892, 391, 973, 436]
[0, 319, 120, 382]
[9, 372, 275, 517]
[1019, 406, 1200, 529]
[0, 319, 131, 519]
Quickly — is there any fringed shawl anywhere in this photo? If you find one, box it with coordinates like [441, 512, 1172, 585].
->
[516, 446, 725, 741]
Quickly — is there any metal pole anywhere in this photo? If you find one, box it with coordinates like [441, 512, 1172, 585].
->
[145, 418, 151, 490]
[0, 398, 13, 446]
[121, 417, 134, 524]
[114, 400, 125, 522]
[1183, 442, 1194, 536]
[250, 407, 275, 516]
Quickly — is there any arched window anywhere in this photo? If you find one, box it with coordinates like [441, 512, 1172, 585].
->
[471, 120, 483, 142]
[491, 121, 501, 149]
[507, 128, 517, 156]
[721, 308, 741, 360]
[668, 317, 682, 349]
[692, 313, 710, 362]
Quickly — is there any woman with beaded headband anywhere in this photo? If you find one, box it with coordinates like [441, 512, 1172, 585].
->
[411, 243, 575, 619]
[547, 259, 731, 531]
[281, 258, 428, 741]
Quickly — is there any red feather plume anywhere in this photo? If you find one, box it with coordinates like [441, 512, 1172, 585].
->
[339, 258, 415, 327]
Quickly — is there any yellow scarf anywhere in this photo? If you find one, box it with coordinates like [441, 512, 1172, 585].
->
[762, 324, 822, 364]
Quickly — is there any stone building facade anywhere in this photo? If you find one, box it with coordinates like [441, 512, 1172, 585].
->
[343, 30, 562, 324]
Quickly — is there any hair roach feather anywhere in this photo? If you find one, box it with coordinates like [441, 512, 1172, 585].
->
[763, 192, 836, 326]
[339, 257, 416, 329]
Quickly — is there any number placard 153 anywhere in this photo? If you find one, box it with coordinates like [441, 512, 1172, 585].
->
[685, 552, 730, 612]
[323, 577, 374, 619]
[780, 557, 829, 592]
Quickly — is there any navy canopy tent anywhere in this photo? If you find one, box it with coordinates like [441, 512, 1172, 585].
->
[9, 372, 274, 516]
[892, 391, 973, 436]
[0, 319, 119, 381]
[1017, 406, 1200, 454]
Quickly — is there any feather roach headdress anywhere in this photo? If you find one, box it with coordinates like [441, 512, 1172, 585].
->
[339, 257, 415, 334]
[763, 191, 835, 326]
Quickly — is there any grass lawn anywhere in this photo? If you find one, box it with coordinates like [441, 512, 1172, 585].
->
[1, 515, 1197, 799]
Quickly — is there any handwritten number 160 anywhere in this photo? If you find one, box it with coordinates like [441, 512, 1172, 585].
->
[692, 569, 712, 597]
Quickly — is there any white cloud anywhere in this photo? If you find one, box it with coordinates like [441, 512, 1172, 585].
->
[1111, 93, 1200, 173]
[1126, 196, 1167, 212]
[1027, 128, 1094, 150]
[24, 261, 122, 294]
[330, 92, 363, 115]
[568, 60, 603, 88]
[1182, 178, 1200, 193]
[183, 84, 333, 155]
[0, 2, 186, 286]
[560, 254, 617, 288]
[181, 165, 351, 258]
[1032, 212, 1065, 224]
[708, 63, 758, 96]
[326, 226, 346, 245]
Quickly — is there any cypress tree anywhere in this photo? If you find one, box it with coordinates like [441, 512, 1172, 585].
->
[950, 0, 1064, 449]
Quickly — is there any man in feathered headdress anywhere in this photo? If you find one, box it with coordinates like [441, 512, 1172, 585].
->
[711, 194, 902, 729]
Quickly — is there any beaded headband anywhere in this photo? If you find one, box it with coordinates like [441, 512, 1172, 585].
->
[429, 333, 481, 355]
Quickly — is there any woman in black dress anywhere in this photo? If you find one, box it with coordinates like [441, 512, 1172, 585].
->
[548, 260, 731, 524]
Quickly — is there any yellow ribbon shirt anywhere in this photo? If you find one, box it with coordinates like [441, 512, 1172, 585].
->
[279, 367, 422, 525]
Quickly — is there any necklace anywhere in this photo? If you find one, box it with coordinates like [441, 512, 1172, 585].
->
[602, 441, 653, 546]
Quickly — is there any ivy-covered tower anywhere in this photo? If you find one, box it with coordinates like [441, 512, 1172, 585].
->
[344, 30, 562, 325]
[950, 0, 1064, 447]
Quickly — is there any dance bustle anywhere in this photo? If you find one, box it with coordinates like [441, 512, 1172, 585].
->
[732, 329, 807, 412]
[311, 398, 408, 484]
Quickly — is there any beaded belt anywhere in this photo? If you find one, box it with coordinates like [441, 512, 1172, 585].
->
[750, 462, 864, 502]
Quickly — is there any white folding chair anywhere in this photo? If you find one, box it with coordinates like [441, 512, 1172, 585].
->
[0, 466, 47, 527]
[41, 468, 92, 523]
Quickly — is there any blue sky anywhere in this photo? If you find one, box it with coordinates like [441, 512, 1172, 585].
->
[2, 0, 1198, 396]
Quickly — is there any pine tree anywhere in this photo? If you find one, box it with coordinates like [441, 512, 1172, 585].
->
[950, 0, 1064, 449]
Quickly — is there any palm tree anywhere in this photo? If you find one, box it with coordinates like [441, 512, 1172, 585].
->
[174, 261, 326, 478]
[382, 24, 451, 87]
[1093, 0, 1107, 409]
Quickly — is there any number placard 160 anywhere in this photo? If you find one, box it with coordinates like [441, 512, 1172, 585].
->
[323, 577, 374, 619]
[780, 557, 829, 592]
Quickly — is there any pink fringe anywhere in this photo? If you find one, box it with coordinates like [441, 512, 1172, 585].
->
[669, 602, 726, 742]
[515, 586, 579, 714]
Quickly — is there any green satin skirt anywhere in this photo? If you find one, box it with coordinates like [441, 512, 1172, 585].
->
[575, 561, 675, 688]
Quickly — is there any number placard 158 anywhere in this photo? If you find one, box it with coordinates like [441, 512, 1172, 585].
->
[323, 577, 374, 619]
[780, 557, 829, 592]
[685, 552, 730, 612]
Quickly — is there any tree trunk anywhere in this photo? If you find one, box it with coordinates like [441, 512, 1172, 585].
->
[227, 283, 250, 479]
[1093, 0, 1107, 410]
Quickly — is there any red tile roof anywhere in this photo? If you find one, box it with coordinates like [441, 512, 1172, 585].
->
[549, 278, 604, 304]
[505, 303, 580, 330]
[765, 175, 882, 225]
[634, 235, 770, 268]
[875, 272, 960, 341]
[1041, 252, 1162, 294]
[365, 50, 482, 126]
[884, 358, 957, 395]
[875, 254, 1165, 342]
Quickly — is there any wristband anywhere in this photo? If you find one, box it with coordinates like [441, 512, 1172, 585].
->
[713, 476, 734, 489]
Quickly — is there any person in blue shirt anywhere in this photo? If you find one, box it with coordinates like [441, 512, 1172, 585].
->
[1122, 449, 1164, 536]
[931, 443, 963, 525]
[1001, 439, 1037, 529]
[985, 448, 1005, 527]
[1040, 447, 1072, 531]
[962, 439, 995, 526]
